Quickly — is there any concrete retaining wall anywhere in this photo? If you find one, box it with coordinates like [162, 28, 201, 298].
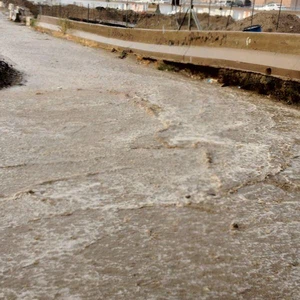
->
[37, 15, 300, 81]
[39, 15, 300, 55]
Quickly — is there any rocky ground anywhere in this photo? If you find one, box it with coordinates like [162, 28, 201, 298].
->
[0, 11, 300, 300]
[0, 57, 21, 89]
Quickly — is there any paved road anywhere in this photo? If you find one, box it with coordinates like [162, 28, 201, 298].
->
[0, 13, 300, 300]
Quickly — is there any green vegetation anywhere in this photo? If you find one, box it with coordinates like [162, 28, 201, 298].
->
[30, 18, 37, 27]
[58, 18, 72, 35]
[157, 62, 179, 72]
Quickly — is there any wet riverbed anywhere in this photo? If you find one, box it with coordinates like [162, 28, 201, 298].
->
[0, 13, 299, 300]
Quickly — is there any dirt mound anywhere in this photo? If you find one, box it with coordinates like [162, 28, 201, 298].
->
[39, 5, 139, 25]
[135, 13, 234, 31]
[227, 12, 300, 33]
[2, 0, 139, 23]
[0, 59, 21, 89]
[135, 14, 178, 30]
[197, 13, 235, 31]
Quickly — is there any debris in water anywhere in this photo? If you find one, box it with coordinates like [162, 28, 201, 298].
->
[230, 222, 239, 230]
[119, 50, 128, 59]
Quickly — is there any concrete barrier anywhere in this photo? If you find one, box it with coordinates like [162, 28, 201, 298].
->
[36, 15, 300, 82]
[8, 3, 14, 11]
[26, 16, 32, 26]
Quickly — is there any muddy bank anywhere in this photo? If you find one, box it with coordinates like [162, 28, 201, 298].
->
[0, 59, 21, 89]
[219, 69, 300, 104]
[153, 60, 300, 104]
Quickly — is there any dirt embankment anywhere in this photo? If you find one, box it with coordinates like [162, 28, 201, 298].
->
[135, 13, 235, 31]
[152, 60, 300, 104]
[40, 5, 139, 25]
[135, 11, 300, 33]
[227, 12, 300, 33]
[0, 59, 21, 89]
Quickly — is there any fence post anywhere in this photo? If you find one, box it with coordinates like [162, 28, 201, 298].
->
[276, 0, 283, 31]
[226, 2, 233, 28]
[208, 0, 211, 27]
[251, 0, 255, 25]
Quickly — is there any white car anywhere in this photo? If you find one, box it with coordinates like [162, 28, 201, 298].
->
[257, 3, 286, 10]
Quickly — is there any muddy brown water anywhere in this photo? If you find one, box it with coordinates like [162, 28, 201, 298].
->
[0, 12, 299, 300]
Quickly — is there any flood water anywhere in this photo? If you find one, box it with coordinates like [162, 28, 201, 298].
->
[0, 11, 299, 299]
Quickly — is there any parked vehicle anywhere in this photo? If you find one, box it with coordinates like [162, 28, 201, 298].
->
[256, 2, 287, 10]
[221, 0, 252, 7]
[218, 1, 227, 6]
[244, 0, 252, 6]
[234, 1, 245, 6]
[225, 1, 234, 6]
